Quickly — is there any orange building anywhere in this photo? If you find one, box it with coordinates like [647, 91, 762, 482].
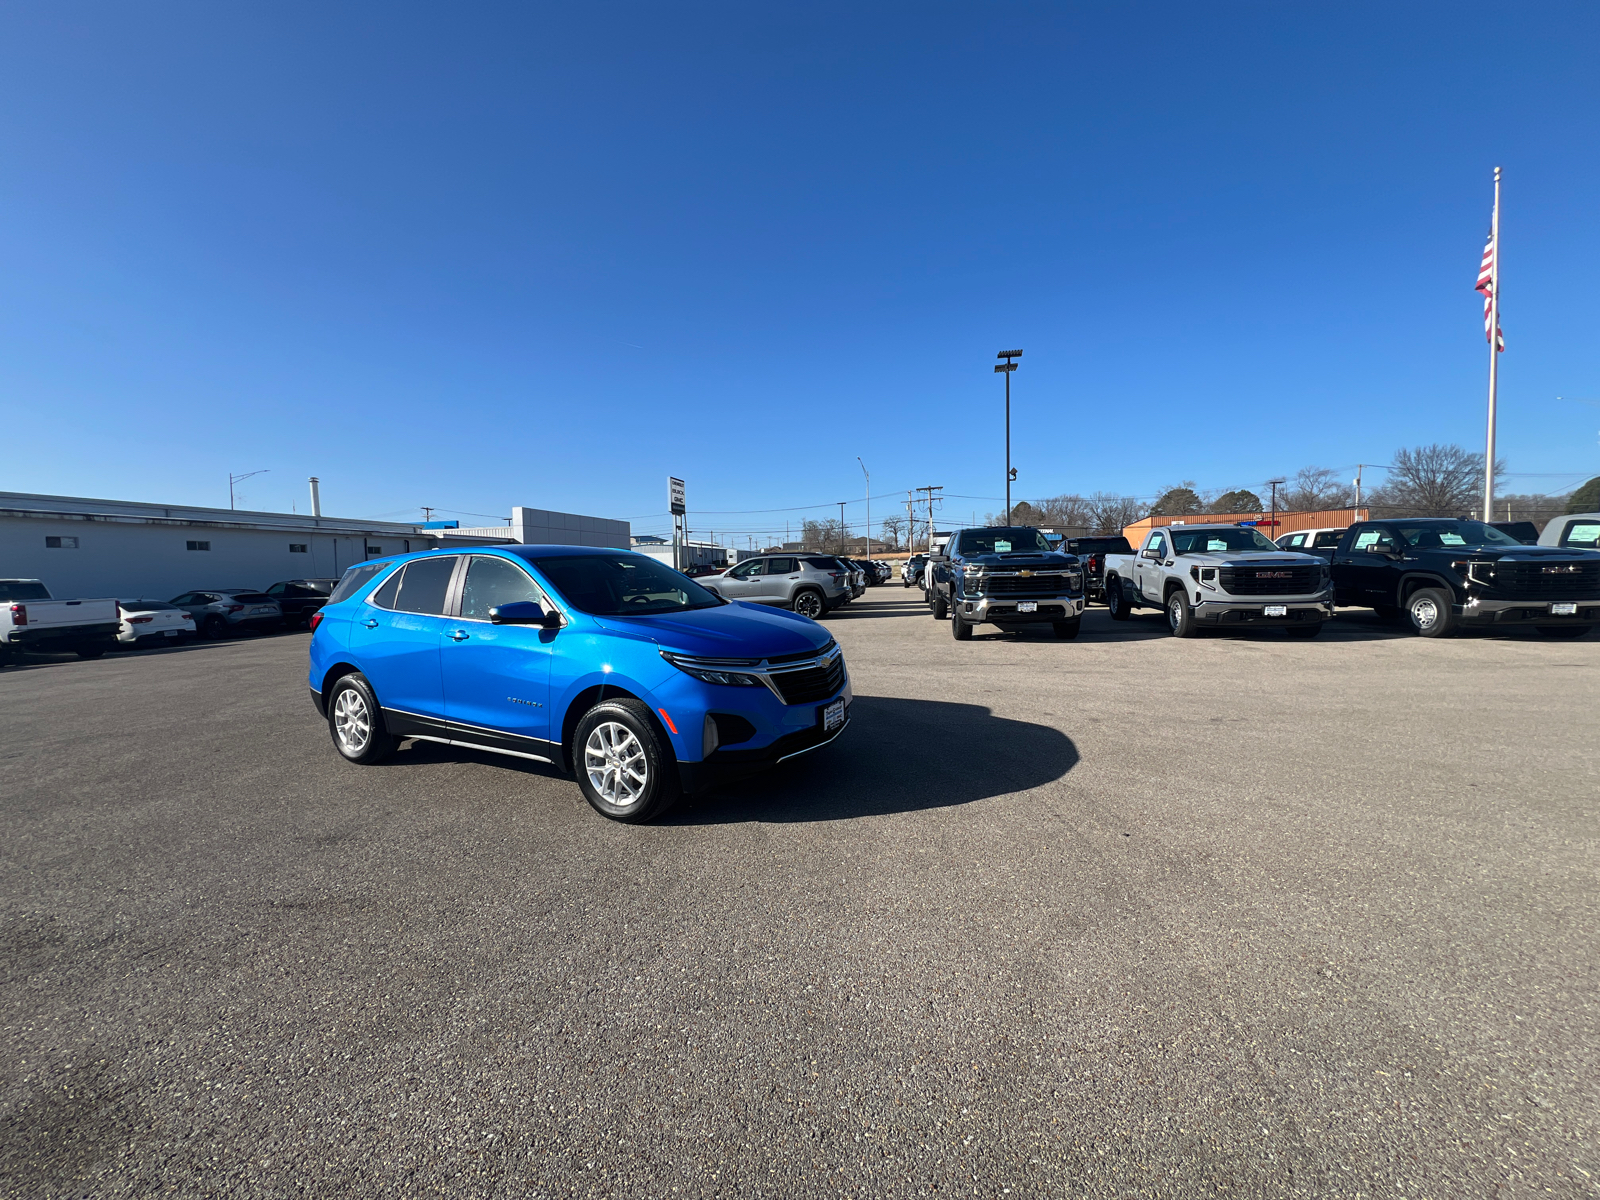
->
[1121, 507, 1368, 546]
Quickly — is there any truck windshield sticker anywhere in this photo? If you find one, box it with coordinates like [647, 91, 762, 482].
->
[1439, 533, 1466, 546]
[1353, 530, 1380, 550]
[993, 540, 1011, 553]
[1563, 523, 1600, 548]
[1206, 538, 1229, 551]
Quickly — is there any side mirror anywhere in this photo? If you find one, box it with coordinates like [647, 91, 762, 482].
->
[1140, 547, 1161, 560]
[489, 601, 560, 627]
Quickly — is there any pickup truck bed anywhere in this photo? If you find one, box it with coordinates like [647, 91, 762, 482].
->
[0, 580, 121, 663]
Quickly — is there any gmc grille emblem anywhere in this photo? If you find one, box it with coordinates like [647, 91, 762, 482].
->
[1255, 571, 1292, 578]
[1542, 565, 1580, 574]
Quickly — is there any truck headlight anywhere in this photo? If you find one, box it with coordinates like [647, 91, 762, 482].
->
[1065, 568, 1083, 590]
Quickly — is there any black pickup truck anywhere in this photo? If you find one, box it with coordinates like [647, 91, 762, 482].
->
[1330, 517, 1600, 638]
[927, 526, 1085, 640]
[1064, 536, 1133, 604]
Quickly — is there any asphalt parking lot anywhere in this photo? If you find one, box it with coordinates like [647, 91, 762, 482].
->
[2, 590, 1597, 1198]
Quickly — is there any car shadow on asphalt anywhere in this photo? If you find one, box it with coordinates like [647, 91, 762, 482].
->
[1, 629, 310, 672]
[664, 694, 1078, 824]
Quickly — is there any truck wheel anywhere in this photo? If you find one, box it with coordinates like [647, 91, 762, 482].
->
[1166, 590, 1198, 637]
[574, 698, 681, 824]
[1106, 578, 1130, 621]
[1053, 619, 1081, 640]
[326, 672, 398, 765]
[1406, 587, 1458, 638]
[931, 589, 949, 621]
[0, 643, 11, 667]
[1285, 622, 1323, 639]
[202, 615, 228, 640]
[74, 644, 107, 660]
[951, 606, 973, 640]
[791, 589, 825, 619]
[1535, 625, 1590, 639]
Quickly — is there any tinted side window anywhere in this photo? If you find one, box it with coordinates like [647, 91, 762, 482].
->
[330, 561, 389, 604]
[767, 557, 797, 574]
[392, 557, 459, 615]
[460, 556, 544, 619]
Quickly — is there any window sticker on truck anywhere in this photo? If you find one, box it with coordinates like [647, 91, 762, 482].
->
[1439, 533, 1466, 546]
[1206, 538, 1228, 551]
[1353, 530, 1380, 550]
[993, 540, 1011, 553]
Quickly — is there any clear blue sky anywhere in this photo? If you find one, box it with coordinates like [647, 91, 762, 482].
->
[2, 3, 1596, 543]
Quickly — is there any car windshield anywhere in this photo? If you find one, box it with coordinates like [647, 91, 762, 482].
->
[529, 554, 722, 615]
[1171, 528, 1280, 553]
[957, 528, 1053, 555]
[0, 582, 51, 602]
[1397, 520, 1520, 548]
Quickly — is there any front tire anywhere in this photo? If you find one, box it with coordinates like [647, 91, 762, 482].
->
[574, 699, 680, 823]
[931, 588, 949, 621]
[1053, 619, 1081, 640]
[1166, 590, 1198, 637]
[1106, 578, 1130, 621]
[951, 607, 972, 640]
[1406, 587, 1458, 638]
[791, 589, 825, 620]
[326, 672, 397, 764]
[75, 644, 107, 660]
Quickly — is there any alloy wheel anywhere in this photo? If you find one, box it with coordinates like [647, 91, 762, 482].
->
[794, 591, 822, 618]
[333, 688, 371, 755]
[584, 721, 648, 808]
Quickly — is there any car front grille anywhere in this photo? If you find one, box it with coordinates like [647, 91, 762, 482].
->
[980, 573, 1073, 596]
[769, 651, 846, 705]
[1218, 565, 1323, 595]
[1483, 561, 1600, 600]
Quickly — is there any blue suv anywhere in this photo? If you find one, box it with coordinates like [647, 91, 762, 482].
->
[306, 546, 851, 822]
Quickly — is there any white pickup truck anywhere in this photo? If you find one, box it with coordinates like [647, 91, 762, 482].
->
[0, 579, 121, 664]
[1102, 523, 1335, 638]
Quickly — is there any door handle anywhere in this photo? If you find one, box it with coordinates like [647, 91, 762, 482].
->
[361, 619, 378, 628]
[448, 630, 470, 641]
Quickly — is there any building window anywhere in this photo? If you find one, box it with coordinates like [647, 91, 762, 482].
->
[289, 543, 308, 553]
[45, 536, 79, 549]
[187, 540, 211, 551]
[365, 545, 382, 555]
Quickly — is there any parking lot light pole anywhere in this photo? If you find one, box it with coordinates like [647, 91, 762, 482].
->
[995, 350, 1022, 523]
[838, 501, 847, 554]
[857, 457, 871, 559]
[229, 469, 269, 511]
[1266, 477, 1286, 538]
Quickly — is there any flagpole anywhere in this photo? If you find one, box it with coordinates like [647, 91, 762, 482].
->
[1483, 165, 1501, 521]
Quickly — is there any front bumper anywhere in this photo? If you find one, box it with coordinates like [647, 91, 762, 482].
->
[1457, 596, 1600, 624]
[676, 698, 851, 794]
[958, 594, 1084, 623]
[1193, 595, 1335, 624]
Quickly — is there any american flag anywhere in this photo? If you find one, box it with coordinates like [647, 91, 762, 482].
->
[1476, 230, 1504, 350]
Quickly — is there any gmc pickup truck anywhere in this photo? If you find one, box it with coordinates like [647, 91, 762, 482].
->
[1103, 524, 1334, 637]
[0, 580, 121, 664]
[1330, 517, 1600, 638]
[926, 526, 1085, 640]
[1063, 536, 1133, 604]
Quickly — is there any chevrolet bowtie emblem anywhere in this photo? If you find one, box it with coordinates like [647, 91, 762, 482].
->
[1018, 570, 1034, 577]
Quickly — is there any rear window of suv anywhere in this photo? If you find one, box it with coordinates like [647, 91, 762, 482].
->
[328, 562, 390, 604]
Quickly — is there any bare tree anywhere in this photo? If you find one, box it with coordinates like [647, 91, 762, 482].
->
[1368, 444, 1503, 518]
[1285, 466, 1354, 511]
[1088, 492, 1145, 536]
[879, 515, 904, 550]
[1035, 493, 1093, 529]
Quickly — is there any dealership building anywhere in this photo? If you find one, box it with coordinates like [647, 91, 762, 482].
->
[0, 491, 631, 601]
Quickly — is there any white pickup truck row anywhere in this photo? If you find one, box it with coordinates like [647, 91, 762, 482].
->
[0, 579, 122, 664]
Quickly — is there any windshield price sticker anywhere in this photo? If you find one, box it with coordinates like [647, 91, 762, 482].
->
[993, 540, 1011, 553]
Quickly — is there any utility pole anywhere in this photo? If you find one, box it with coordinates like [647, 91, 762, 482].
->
[229, 469, 269, 511]
[838, 501, 847, 554]
[915, 485, 944, 553]
[1353, 465, 1364, 515]
[995, 350, 1022, 523]
[421, 506, 434, 522]
[857, 457, 871, 560]
[1267, 477, 1286, 538]
[906, 492, 916, 556]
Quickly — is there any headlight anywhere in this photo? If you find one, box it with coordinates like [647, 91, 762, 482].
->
[961, 564, 985, 576]
[1065, 569, 1083, 589]
[660, 651, 762, 687]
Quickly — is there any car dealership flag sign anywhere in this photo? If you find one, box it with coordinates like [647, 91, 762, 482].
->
[1480, 167, 1503, 525]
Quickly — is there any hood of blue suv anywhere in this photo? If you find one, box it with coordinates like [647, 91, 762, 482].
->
[595, 600, 832, 659]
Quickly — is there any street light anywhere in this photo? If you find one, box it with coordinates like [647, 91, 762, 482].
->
[837, 501, 847, 554]
[229, 469, 269, 511]
[1266, 477, 1287, 537]
[856, 457, 871, 559]
[995, 350, 1022, 523]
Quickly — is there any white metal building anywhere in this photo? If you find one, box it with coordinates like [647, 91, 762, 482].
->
[456, 507, 631, 549]
[0, 492, 630, 601]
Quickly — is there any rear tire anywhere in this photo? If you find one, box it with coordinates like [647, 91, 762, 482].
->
[1106, 578, 1130, 621]
[1053, 619, 1081, 640]
[202, 615, 228, 640]
[791, 589, 825, 620]
[1406, 587, 1458, 638]
[951, 608, 972, 640]
[1285, 622, 1323, 639]
[573, 699, 681, 824]
[326, 672, 397, 764]
[74, 644, 107, 660]
[931, 589, 948, 621]
[1535, 625, 1590, 639]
